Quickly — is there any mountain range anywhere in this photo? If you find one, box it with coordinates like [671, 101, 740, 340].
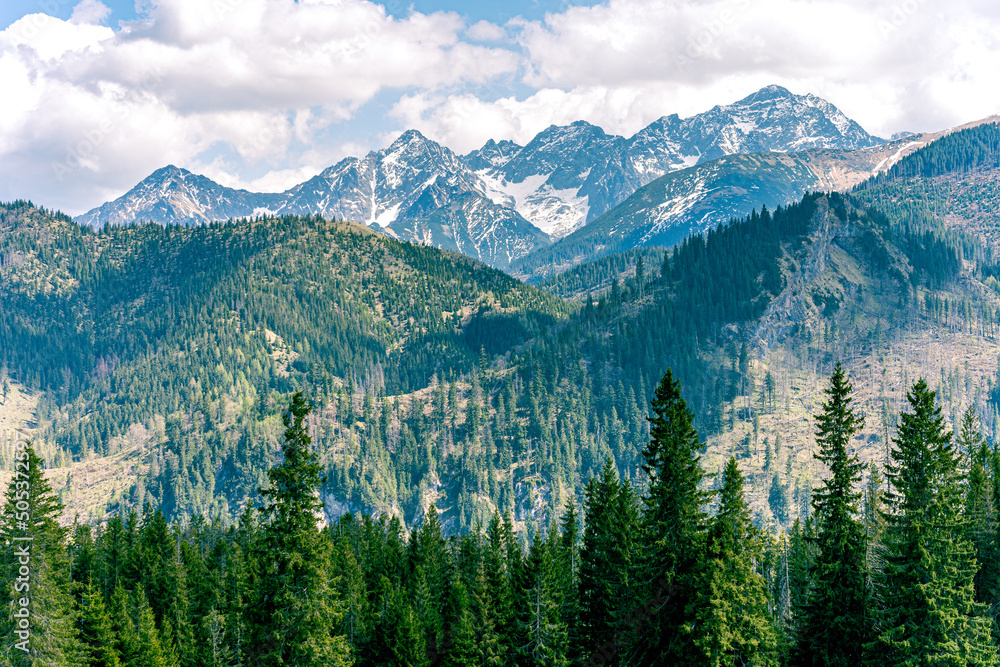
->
[75, 85, 887, 271]
[4, 115, 1000, 535]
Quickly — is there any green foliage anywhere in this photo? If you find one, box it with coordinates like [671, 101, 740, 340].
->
[693, 457, 779, 666]
[961, 409, 1000, 635]
[870, 379, 997, 665]
[247, 391, 351, 667]
[0, 444, 84, 665]
[638, 369, 712, 664]
[578, 460, 639, 665]
[876, 123, 1000, 182]
[794, 363, 869, 666]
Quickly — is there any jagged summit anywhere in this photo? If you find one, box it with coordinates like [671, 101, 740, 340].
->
[463, 139, 522, 171]
[73, 165, 280, 228]
[736, 84, 795, 103]
[75, 86, 885, 264]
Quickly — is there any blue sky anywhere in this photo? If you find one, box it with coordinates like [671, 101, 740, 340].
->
[1, 0, 998, 215]
[0, 0, 597, 29]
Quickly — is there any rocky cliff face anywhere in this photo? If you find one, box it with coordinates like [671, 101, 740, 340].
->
[75, 86, 884, 269]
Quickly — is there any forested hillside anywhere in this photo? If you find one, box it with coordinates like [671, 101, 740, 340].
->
[4, 367, 998, 666]
[0, 207, 566, 523]
[2, 124, 1000, 540]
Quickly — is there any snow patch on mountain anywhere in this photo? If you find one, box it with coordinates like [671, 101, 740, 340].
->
[76, 86, 886, 270]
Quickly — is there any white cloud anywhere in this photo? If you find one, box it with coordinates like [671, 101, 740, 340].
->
[70, 0, 112, 25]
[511, 0, 1000, 137]
[195, 158, 323, 193]
[466, 20, 506, 41]
[0, 0, 518, 214]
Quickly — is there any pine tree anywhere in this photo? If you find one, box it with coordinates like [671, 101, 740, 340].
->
[247, 392, 351, 667]
[768, 473, 788, 525]
[485, 512, 521, 662]
[369, 578, 428, 667]
[109, 583, 140, 665]
[578, 460, 633, 664]
[77, 581, 121, 667]
[470, 557, 504, 667]
[637, 370, 711, 664]
[794, 363, 869, 666]
[785, 518, 815, 639]
[555, 502, 580, 665]
[441, 570, 477, 667]
[410, 505, 449, 662]
[959, 409, 1000, 618]
[692, 457, 778, 666]
[0, 443, 85, 666]
[870, 379, 997, 665]
[132, 587, 179, 667]
[521, 531, 570, 667]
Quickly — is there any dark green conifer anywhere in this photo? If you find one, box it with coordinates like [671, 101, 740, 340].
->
[77, 581, 121, 667]
[692, 457, 778, 666]
[960, 409, 1000, 617]
[870, 379, 997, 665]
[247, 391, 350, 666]
[794, 363, 869, 666]
[637, 370, 711, 664]
[0, 443, 85, 665]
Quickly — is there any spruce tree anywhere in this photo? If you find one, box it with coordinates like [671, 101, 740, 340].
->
[247, 392, 351, 666]
[692, 457, 778, 666]
[0, 443, 84, 666]
[109, 582, 140, 665]
[794, 363, 869, 666]
[484, 514, 517, 661]
[521, 532, 571, 667]
[578, 459, 639, 665]
[441, 570, 477, 667]
[369, 578, 428, 667]
[870, 379, 997, 665]
[960, 409, 1000, 618]
[77, 581, 121, 667]
[768, 473, 788, 525]
[469, 555, 503, 667]
[637, 370, 711, 664]
[132, 587, 179, 667]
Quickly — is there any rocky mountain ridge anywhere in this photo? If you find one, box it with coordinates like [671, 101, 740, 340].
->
[75, 86, 886, 269]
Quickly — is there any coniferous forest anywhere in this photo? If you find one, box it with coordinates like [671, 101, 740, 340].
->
[3, 364, 1000, 666]
[1, 121, 1000, 666]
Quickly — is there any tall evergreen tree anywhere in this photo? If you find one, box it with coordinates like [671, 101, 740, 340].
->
[520, 531, 570, 667]
[77, 581, 121, 667]
[578, 460, 640, 665]
[369, 578, 428, 667]
[0, 443, 84, 666]
[794, 363, 869, 666]
[132, 587, 179, 667]
[637, 369, 711, 664]
[246, 392, 351, 666]
[960, 409, 1000, 620]
[870, 379, 997, 665]
[692, 457, 778, 667]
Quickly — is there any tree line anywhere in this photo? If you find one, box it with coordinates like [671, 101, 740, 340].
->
[2, 363, 999, 666]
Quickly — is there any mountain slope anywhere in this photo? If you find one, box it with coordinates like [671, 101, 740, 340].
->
[473, 85, 884, 239]
[388, 191, 551, 270]
[0, 204, 566, 521]
[73, 166, 282, 227]
[75, 86, 884, 264]
[16, 118, 1000, 536]
[512, 142, 909, 280]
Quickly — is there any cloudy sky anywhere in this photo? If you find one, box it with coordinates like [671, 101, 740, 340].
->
[1, 0, 998, 215]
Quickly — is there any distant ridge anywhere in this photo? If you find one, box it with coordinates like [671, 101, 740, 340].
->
[75, 85, 886, 268]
